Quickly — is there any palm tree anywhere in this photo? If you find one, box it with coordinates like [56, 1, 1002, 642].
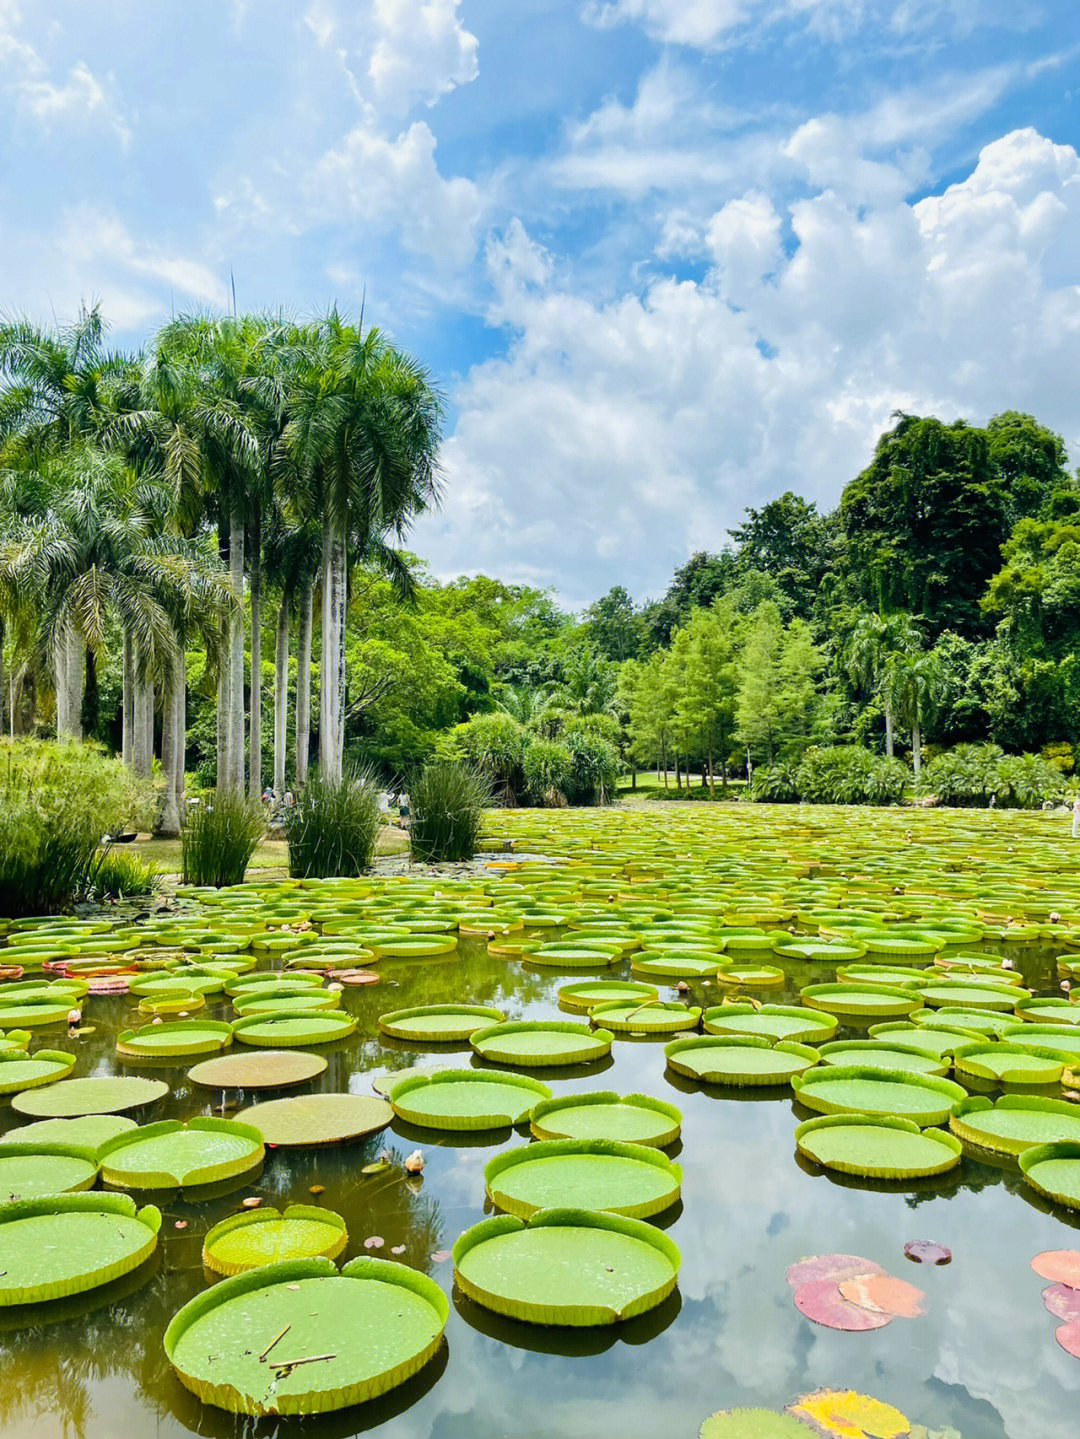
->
[843, 610, 921, 757]
[543, 647, 618, 719]
[262, 510, 320, 793]
[280, 314, 442, 781]
[883, 649, 945, 776]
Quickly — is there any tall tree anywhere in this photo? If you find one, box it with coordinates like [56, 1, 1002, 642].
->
[883, 649, 945, 776]
[843, 609, 921, 757]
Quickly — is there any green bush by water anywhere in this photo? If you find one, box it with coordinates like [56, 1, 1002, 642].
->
[84, 849, 159, 901]
[410, 761, 490, 862]
[284, 770, 381, 878]
[181, 791, 265, 887]
[752, 747, 907, 806]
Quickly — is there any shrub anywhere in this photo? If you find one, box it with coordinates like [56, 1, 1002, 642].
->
[796, 746, 907, 806]
[84, 849, 159, 901]
[917, 743, 1004, 807]
[0, 739, 150, 917]
[563, 729, 620, 805]
[996, 753, 1067, 809]
[522, 740, 575, 806]
[751, 762, 801, 803]
[1042, 742, 1075, 774]
[410, 761, 491, 862]
[181, 790, 265, 887]
[284, 770, 381, 878]
[450, 713, 527, 804]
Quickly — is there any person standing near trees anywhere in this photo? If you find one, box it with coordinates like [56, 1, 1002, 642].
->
[1072, 794, 1080, 839]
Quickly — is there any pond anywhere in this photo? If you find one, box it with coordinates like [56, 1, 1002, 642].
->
[1, 802, 1079, 1438]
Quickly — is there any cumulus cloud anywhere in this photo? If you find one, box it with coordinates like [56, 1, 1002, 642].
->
[413, 129, 1080, 606]
[18, 59, 131, 145]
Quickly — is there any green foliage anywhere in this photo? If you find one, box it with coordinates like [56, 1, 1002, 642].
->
[450, 712, 528, 803]
[85, 849, 159, 901]
[0, 739, 151, 917]
[181, 791, 264, 887]
[409, 761, 490, 862]
[284, 770, 381, 878]
[563, 728, 620, 805]
[522, 739, 575, 805]
[917, 743, 1066, 809]
[736, 603, 825, 764]
[750, 762, 801, 803]
[795, 747, 908, 805]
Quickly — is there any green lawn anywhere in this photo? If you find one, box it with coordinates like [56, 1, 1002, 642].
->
[130, 823, 410, 877]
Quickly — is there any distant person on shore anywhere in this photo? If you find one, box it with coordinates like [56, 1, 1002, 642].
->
[1072, 794, 1080, 839]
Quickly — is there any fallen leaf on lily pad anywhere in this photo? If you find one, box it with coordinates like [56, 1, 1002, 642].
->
[1057, 1320, 1080, 1359]
[363, 1235, 385, 1249]
[788, 1389, 910, 1438]
[793, 1280, 893, 1332]
[839, 1274, 925, 1318]
[1031, 1251, 1080, 1289]
[787, 1255, 885, 1290]
[1043, 1284, 1080, 1322]
[904, 1241, 951, 1266]
[699, 1410, 813, 1437]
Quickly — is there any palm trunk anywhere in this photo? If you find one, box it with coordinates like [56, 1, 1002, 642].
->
[296, 580, 312, 786]
[912, 721, 922, 777]
[320, 516, 347, 782]
[884, 705, 895, 759]
[65, 628, 84, 740]
[132, 667, 152, 779]
[226, 511, 245, 791]
[54, 630, 69, 738]
[0, 616, 4, 737]
[174, 650, 186, 817]
[248, 502, 263, 799]
[158, 664, 181, 837]
[274, 594, 290, 794]
[121, 631, 134, 765]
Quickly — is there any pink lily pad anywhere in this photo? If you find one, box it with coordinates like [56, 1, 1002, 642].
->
[793, 1279, 893, 1331]
[786, 1254, 885, 1289]
[1056, 1320, 1080, 1359]
[1044, 1284, 1080, 1323]
[1032, 1251, 1080, 1289]
[904, 1240, 951, 1265]
[839, 1273, 925, 1318]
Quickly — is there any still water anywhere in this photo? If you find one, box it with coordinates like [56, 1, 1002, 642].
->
[0, 928, 1077, 1439]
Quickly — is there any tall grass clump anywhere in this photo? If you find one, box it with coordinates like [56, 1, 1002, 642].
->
[284, 770, 381, 878]
[0, 739, 150, 918]
[181, 791, 265, 887]
[84, 849, 159, 902]
[410, 761, 490, 863]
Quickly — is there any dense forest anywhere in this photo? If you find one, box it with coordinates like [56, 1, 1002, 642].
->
[2, 307, 1078, 821]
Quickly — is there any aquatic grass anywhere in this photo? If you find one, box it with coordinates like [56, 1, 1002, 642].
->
[181, 791, 265, 887]
[84, 849, 159, 901]
[409, 760, 490, 863]
[284, 769, 381, 878]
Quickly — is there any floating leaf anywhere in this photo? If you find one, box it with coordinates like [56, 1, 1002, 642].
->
[792, 1280, 893, 1331]
[378, 1004, 507, 1042]
[1043, 1283, 1080, 1322]
[904, 1241, 951, 1266]
[786, 1255, 884, 1289]
[788, 1389, 910, 1438]
[237, 1094, 392, 1147]
[699, 1412, 812, 1437]
[529, 1091, 681, 1148]
[1031, 1250, 1080, 1288]
[99, 1118, 264, 1189]
[389, 1070, 552, 1131]
[203, 1205, 347, 1275]
[484, 1139, 682, 1220]
[187, 1050, 327, 1090]
[12, 1075, 169, 1118]
[795, 1116, 961, 1180]
[1056, 1320, 1080, 1359]
[470, 1020, 613, 1068]
[838, 1274, 925, 1318]
[0, 1193, 161, 1304]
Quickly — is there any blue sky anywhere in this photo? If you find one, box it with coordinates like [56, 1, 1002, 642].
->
[2, 1, 1078, 607]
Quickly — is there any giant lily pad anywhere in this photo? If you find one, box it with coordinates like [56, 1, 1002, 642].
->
[231, 1012, 357, 1048]
[665, 1035, 818, 1087]
[519, 943, 622, 969]
[237, 1093, 392, 1147]
[232, 990, 340, 1017]
[589, 1000, 700, 1034]
[792, 1278, 893, 1331]
[0, 1193, 160, 1304]
[951, 1042, 1064, 1085]
[187, 1050, 328, 1089]
[1019, 1143, 1080, 1210]
[631, 951, 724, 979]
[714, 962, 785, 988]
[815, 1042, 948, 1077]
[1014, 997, 1080, 1025]
[791, 1067, 966, 1126]
[1000, 1023, 1080, 1061]
[787, 1389, 910, 1437]
[164, 1256, 448, 1415]
[795, 1115, 961, 1180]
[949, 1095, 1080, 1155]
[12, 1075, 169, 1117]
[799, 984, 923, 1020]
[0, 1049, 76, 1094]
[913, 1006, 1016, 1037]
[484, 1139, 682, 1220]
[377, 1005, 507, 1042]
[202, 1204, 348, 1275]
[470, 1021, 612, 1068]
[127, 975, 222, 998]
[452, 1208, 679, 1326]
[388, 1070, 552, 1130]
[0, 1143, 99, 1200]
[116, 1021, 233, 1059]
[917, 980, 1022, 1012]
[0, 1114, 136, 1154]
[558, 981, 659, 1014]
[699, 1413, 813, 1438]
[530, 1091, 681, 1147]
[99, 1118, 264, 1188]
[0, 998, 75, 1027]
[866, 1022, 981, 1057]
[703, 1004, 838, 1044]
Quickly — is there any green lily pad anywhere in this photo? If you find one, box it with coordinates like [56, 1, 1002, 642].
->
[388, 1070, 552, 1130]
[520, 943, 624, 969]
[799, 984, 923, 1019]
[999, 1023, 1080, 1061]
[116, 1021, 233, 1059]
[630, 952, 724, 979]
[485, 1139, 681, 1219]
[835, 965, 931, 988]
[0, 1114, 136, 1154]
[99, 1118, 264, 1188]
[588, 1000, 700, 1034]
[1014, 997, 1080, 1025]
[951, 1043, 1065, 1085]
[0, 1049, 76, 1094]
[815, 1042, 948, 1076]
[913, 1007, 1017, 1037]
[866, 1022, 982, 1057]
[791, 1066, 966, 1126]
[702, 1004, 838, 1044]
[0, 999, 75, 1028]
[452, 1209, 680, 1326]
[236, 1093, 392, 1146]
[0, 1143, 99, 1200]
[187, 1050, 328, 1089]
[917, 981, 1022, 1012]
[558, 981, 659, 1013]
[377, 1005, 507, 1042]
[1019, 1142, 1080, 1210]
[202, 1205, 348, 1274]
[949, 1095, 1080, 1155]
[12, 1075, 169, 1117]
[699, 1411, 811, 1438]
[0, 1193, 160, 1304]
[165, 1256, 448, 1415]
[231, 1012, 357, 1048]
[471, 1021, 613, 1068]
[665, 1036, 818, 1086]
[368, 936, 458, 957]
[772, 939, 867, 961]
[529, 1091, 682, 1147]
[795, 1114, 962, 1179]
[127, 975, 222, 998]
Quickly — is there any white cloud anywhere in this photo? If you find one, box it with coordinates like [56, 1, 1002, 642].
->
[18, 60, 131, 145]
[413, 129, 1080, 606]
